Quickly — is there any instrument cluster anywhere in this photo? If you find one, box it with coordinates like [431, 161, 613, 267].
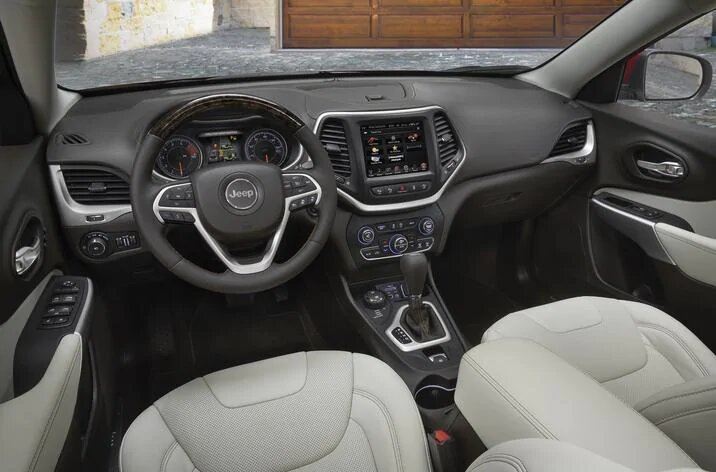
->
[154, 126, 296, 180]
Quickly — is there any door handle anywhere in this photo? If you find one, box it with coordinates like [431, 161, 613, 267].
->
[636, 160, 685, 178]
[15, 237, 41, 276]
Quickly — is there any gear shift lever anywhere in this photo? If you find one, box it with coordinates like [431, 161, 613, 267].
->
[400, 253, 432, 339]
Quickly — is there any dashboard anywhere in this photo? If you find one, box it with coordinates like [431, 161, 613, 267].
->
[46, 75, 596, 270]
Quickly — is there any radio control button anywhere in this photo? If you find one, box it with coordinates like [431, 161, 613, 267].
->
[358, 226, 375, 245]
[419, 217, 435, 236]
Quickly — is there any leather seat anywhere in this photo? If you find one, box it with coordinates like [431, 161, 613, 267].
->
[482, 296, 716, 470]
[120, 351, 432, 472]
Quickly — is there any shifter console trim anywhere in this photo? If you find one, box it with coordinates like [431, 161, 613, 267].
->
[385, 301, 451, 352]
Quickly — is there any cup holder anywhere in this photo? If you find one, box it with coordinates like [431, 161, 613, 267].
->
[414, 375, 456, 410]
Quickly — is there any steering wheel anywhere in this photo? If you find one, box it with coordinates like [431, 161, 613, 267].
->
[130, 94, 337, 294]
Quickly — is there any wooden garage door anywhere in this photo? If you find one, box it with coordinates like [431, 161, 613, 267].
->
[282, 0, 625, 48]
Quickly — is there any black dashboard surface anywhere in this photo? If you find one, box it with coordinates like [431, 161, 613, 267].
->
[48, 76, 591, 182]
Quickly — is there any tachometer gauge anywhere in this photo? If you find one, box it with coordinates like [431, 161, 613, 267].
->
[244, 129, 288, 167]
[156, 136, 203, 179]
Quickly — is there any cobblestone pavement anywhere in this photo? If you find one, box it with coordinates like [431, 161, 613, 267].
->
[56, 28, 715, 128]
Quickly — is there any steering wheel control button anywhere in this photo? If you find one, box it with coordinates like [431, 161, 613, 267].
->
[159, 183, 195, 208]
[389, 234, 409, 255]
[419, 217, 435, 236]
[159, 211, 194, 224]
[358, 226, 376, 245]
[225, 178, 259, 211]
[282, 175, 317, 197]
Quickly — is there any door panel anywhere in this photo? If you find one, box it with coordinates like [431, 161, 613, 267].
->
[531, 101, 716, 351]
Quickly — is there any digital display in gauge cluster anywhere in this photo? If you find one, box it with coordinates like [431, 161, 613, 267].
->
[206, 133, 240, 163]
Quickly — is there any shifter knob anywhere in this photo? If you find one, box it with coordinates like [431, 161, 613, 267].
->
[400, 252, 428, 297]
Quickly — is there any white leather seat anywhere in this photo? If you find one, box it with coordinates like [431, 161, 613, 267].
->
[120, 351, 432, 472]
[468, 439, 704, 472]
[482, 297, 716, 470]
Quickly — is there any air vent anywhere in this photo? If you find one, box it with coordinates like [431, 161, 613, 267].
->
[434, 112, 459, 167]
[549, 122, 589, 157]
[62, 168, 130, 205]
[58, 133, 89, 145]
[319, 119, 352, 178]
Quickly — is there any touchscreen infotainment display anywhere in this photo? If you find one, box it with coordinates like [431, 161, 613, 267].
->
[360, 120, 428, 178]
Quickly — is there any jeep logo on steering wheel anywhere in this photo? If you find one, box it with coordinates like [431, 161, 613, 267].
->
[225, 178, 259, 210]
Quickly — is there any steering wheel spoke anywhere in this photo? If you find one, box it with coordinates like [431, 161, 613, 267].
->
[281, 172, 322, 212]
[153, 182, 196, 225]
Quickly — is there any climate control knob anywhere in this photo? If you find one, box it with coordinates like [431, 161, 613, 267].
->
[418, 217, 435, 236]
[389, 234, 409, 255]
[357, 226, 375, 246]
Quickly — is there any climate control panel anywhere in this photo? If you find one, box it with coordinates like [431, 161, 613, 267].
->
[347, 206, 443, 264]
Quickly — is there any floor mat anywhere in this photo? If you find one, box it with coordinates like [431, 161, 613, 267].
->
[434, 274, 522, 345]
[188, 294, 320, 376]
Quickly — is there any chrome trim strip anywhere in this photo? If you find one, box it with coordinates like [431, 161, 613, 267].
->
[385, 301, 452, 353]
[152, 173, 321, 275]
[591, 197, 675, 265]
[49, 165, 132, 227]
[312, 106, 467, 213]
[540, 121, 596, 166]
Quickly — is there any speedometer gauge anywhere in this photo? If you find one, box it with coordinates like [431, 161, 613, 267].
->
[244, 129, 288, 167]
[156, 136, 203, 179]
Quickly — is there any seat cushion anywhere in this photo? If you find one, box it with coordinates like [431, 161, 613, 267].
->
[120, 351, 431, 472]
[482, 297, 716, 406]
[467, 439, 704, 472]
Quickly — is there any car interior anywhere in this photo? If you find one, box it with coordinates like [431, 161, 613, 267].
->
[1, 0, 716, 471]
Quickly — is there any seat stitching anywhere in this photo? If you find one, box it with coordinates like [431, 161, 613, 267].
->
[160, 442, 179, 472]
[637, 322, 709, 377]
[353, 388, 403, 471]
[471, 453, 527, 472]
[462, 356, 556, 440]
[654, 406, 716, 426]
[341, 419, 380, 472]
[30, 337, 81, 472]
[638, 385, 716, 412]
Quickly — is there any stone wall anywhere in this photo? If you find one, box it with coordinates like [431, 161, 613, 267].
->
[229, 0, 277, 35]
[656, 13, 713, 51]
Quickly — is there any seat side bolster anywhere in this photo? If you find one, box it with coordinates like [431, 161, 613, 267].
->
[466, 439, 635, 472]
[455, 339, 697, 472]
[637, 377, 716, 472]
[622, 300, 716, 380]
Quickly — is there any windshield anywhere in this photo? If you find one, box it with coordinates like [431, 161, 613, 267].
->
[55, 1, 628, 90]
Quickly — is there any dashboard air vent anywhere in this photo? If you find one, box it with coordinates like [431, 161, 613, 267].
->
[549, 122, 589, 157]
[319, 119, 351, 178]
[434, 112, 459, 167]
[59, 133, 89, 145]
[62, 168, 130, 205]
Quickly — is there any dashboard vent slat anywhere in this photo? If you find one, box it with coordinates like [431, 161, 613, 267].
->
[62, 168, 130, 205]
[434, 112, 459, 167]
[59, 133, 90, 145]
[549, 122, 589, 157]
[319, 119, 352, 178]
